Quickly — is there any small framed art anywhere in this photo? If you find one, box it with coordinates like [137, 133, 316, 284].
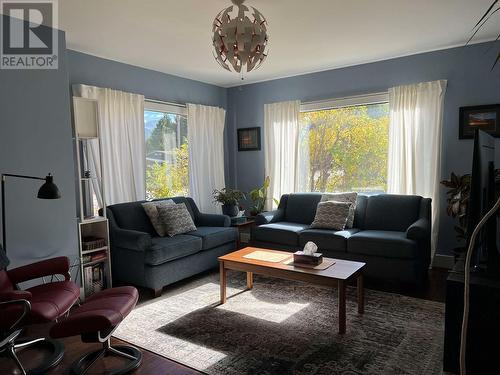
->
[237, 127, 261, 151]
[459, 104, 500, 139]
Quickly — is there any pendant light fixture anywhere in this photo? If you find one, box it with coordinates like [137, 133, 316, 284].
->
[212, 0, 269, 77]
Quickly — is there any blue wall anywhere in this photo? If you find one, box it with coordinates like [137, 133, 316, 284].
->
[227, 42, 500, 254]
[67, 51, 231, 182]
[0, 18, 78, 269]
[67, 50, 227, 108]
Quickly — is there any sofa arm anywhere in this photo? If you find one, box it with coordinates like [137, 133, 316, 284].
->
[7, 256, 70, 284]
[196, 213, 230, 227]
[406, 218, 430, 240]
[256, 209, 285, 225]
[112, 229, 152, 251]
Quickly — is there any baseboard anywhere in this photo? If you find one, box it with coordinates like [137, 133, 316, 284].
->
[432, 254, 455, 269]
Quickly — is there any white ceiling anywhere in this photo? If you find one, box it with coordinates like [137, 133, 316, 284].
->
[58, 0, 499, 88]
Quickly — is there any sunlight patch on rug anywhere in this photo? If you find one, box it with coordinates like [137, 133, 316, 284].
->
[217, 295, 310, 323]
[114, 271, 444, 375]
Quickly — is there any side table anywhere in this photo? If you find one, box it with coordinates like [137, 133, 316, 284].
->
[231, 220, 256, 249]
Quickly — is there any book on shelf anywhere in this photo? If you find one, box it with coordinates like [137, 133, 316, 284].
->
[82, 236, 106, 251]
[82, 250, 107, 264]
[83, 262, 106, 296]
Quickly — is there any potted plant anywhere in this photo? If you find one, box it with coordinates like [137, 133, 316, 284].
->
[440, 172, 471, 254]
[248, 176, 279, 217]
[441, 169, 500, 256]
[213, 188, 245, 217]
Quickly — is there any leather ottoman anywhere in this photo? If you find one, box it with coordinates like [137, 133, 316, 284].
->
[50, 286, 142, 375]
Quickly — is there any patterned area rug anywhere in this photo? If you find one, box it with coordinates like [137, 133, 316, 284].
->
[114, 272, 444, 375]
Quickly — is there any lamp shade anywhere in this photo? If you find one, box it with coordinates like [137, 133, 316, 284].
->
[37, 174, 61, 199]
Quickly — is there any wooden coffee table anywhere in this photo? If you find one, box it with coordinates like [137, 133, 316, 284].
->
[218, 247, 366, 334]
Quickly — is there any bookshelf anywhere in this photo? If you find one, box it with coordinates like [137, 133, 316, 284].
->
[72, 96, 112, 299]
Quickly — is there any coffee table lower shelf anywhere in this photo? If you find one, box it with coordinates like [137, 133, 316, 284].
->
[218, 247, 365, 335]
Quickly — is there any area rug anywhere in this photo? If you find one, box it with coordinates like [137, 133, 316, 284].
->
[114, 272, 444, 375]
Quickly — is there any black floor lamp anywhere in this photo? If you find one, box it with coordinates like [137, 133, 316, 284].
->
[1, 173, 61, 254]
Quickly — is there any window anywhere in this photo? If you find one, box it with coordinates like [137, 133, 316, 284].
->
[144, 101, 188, 199]
[299, 93, 390, 193]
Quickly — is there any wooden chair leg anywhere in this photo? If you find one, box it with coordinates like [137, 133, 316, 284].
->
[152, 288, 162, 298]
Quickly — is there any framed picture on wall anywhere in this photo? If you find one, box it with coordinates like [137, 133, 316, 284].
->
[459, 104, 500, 139]
[237, 127, 261, 151]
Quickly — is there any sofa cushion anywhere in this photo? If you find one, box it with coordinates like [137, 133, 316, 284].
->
[363, 195, 421, 231]
[157, 203, 197, 237]
[299, 228, 360, 252]
[253, 222, 309, 246]
[169, 197, 197, 220]
[284, 194, 322, 224]
[146, 235, 202, 266]
[311, 201, 352, 231]
[347, 230, 417, 259]
[321, 192, 358, 228]
[187, 227, 238, 250]
[142, 200, 175, 236]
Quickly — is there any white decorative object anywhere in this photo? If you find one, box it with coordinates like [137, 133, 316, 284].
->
[303, 241, 318, 256]
[212, 0, 269, 75]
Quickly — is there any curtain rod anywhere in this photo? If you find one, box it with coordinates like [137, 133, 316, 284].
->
[301, 91, 389, 107]
[145, 98, 186, 108]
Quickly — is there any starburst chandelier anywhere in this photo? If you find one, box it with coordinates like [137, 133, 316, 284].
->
[212, 0, 269, 76]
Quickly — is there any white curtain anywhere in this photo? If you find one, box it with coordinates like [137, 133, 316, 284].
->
[73, 84, 145, 205]
[264, 100, 304, 210]
[187, 103, 226, 214]
[387, 79, 447, 258]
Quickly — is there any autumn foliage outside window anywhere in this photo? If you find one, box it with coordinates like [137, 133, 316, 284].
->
[299, 103, 390, 193]
[144, 110, 189, 199]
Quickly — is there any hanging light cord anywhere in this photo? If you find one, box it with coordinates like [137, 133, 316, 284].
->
[460, 195, 500, 375]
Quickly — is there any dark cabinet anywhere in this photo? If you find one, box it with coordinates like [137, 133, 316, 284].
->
[443, 260, 500, 374]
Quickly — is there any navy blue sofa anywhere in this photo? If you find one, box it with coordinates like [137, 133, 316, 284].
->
[107, 197, 238, 296]
[252, 193, 431, 285]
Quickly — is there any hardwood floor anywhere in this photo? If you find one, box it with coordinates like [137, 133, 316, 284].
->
[0, 323, 202, 375]
[0, 268, 448, 375]
[362, 267, 449, 303]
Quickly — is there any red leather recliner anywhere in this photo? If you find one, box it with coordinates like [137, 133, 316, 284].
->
[0, 248, 80, 375]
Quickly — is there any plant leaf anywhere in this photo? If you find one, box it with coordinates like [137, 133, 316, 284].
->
[472, 0, 498, 31]
[492, 51, 500, 71]
[441, 180, 454, 188]
[467, 5, 500, 45]
[263, 176, 270, 189]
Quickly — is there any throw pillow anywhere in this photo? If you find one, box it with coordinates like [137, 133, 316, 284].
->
[311, 201, 352, 231]
[321, 192, 358, 228]
[157, 203, 197, 237]
[142, 199, 175, 236]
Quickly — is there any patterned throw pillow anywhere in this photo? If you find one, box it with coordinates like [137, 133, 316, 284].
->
[311, 201, 353, 231]
[157, 203, 197, 237]
[321, 192, 358, 228]
[142, 199, 175, 236]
